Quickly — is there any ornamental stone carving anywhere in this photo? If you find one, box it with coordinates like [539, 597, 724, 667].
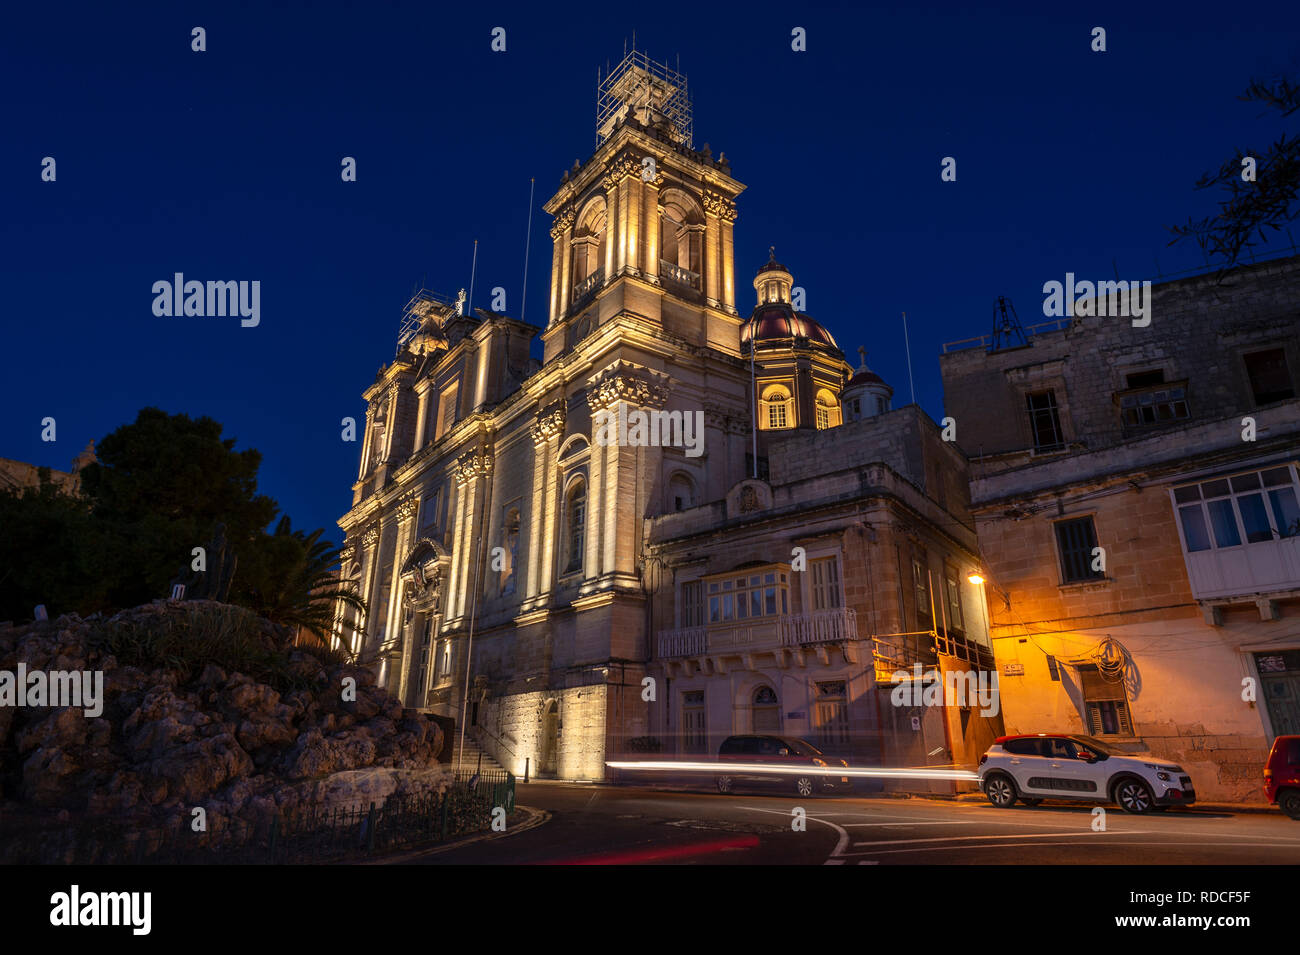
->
[602, 151, 642, 191]
[400, 537, 449, 614]
[702, 190, 738, 222]
[531, 400, 567, 445]
[549, 207, 576, 240]
[456, 448, 495, 484]
[394, 491, 419, 523]
[361, 526, 379, 546]
[586, 361, 670, 413]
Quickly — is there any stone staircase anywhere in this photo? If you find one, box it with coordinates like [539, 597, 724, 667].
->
[449, 730, 508, 775]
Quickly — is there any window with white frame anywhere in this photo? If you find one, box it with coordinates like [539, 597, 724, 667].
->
[707, 568, 789, 623]
[1173, 465, 1300, 553]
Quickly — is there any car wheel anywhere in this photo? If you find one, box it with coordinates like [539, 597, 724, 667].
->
[984, 773, 1017, 808]
[1019, 797, 1043, 807]
[716, 775, 733, 794]
[1114, 777, 1155, 814]
[1280, 789, 1300, 820]
[795, 776, 815, 798]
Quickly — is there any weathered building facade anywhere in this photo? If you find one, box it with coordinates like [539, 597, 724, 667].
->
[939, 257, 1300, 801]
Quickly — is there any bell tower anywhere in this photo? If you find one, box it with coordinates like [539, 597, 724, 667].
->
[541, 48, 745, 365]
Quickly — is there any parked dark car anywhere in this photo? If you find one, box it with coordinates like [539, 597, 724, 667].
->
[1264, 735, 1300, 819]
[715, 735, 851, 797]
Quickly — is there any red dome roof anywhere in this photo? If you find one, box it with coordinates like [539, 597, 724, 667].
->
[742, 305, 840, 350]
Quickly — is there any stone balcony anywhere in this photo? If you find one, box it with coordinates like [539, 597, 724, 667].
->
[657, 608, 861, 672]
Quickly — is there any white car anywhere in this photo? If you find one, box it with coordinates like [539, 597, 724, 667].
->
[979, 734, 1195, 813]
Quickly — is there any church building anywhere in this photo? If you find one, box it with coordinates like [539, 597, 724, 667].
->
[334, 50, 1000, 783]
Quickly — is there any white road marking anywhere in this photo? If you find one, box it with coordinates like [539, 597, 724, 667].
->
[850, 829, 1146, 848]
[739, 805, 851, 863]
[843, 820, 981, 828]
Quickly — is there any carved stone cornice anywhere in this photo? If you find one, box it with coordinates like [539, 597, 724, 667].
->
[702, 190, 738, 223]
[550, 207, 576, 240]
[339, 543, 357, 564]
[602, 151, 642, 191]
[394, 490, 419, 523]
[455, 448, 495, 485]
[586, 361, 670, 413]
[531, 400, 567, 445]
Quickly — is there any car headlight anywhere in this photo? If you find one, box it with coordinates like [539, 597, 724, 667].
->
[1156, 772, 1171, 781]
[812, 758, 828, 766]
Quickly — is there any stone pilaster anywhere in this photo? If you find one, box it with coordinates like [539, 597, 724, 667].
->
[528, 401, 566, 601]
[551, 207, 575, 322]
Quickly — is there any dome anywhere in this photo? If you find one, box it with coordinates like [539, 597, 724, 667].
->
[742, 304, 840, 350]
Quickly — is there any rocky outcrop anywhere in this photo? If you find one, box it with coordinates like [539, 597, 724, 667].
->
[0, 602, 447, 852]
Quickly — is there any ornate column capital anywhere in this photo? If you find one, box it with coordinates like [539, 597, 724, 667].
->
[702, 190, 737, 222]
[361, 525, 379, 547]
[586, 360, 670, 413]
[550, 206, 576, 240]
[394, 490, 420, 523]
[455, 448, 495, 485]
[531, 400, 567, 445]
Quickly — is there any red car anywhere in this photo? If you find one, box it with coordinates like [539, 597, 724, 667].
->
[1263, 735, 1300, 819]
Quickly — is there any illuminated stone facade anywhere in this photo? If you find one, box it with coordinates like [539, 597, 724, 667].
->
[335, 54, 996, 781]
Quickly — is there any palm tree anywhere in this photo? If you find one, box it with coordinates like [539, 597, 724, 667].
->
[236, 516, 367, 651]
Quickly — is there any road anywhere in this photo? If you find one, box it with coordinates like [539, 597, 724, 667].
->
[412, 782, 1300, 865]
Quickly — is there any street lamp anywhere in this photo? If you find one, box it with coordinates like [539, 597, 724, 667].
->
[968, 569, 1010, 612]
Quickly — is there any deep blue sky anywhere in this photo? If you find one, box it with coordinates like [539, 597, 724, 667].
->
[3, 1, 1298, 546]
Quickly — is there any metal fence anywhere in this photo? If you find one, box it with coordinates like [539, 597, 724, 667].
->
[2, 771, 516, 865]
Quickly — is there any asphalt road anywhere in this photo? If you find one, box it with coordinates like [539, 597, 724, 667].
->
[411, 781, 1300, 865]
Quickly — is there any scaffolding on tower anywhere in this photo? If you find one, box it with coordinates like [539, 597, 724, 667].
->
[396, 288, 457, 356]
[596, 47, 692, 149]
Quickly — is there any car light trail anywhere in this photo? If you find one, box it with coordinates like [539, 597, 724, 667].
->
[605, 760, 980, 781]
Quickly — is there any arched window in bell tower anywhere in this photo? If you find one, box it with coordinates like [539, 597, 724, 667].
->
[815, 388, 842, 430]
[659, 191, 704, 289]
[570, 200, 607, 293]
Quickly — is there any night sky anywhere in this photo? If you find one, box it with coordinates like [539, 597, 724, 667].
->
[3, 1, 1298, 545]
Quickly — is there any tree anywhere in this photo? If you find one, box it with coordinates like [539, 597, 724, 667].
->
[234, 516, 366, 650]
[79, 408, 278, 608]
[1170, 74, 1300, 269]
[0, 471, 112, 622]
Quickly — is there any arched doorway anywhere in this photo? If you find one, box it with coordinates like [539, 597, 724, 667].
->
[541, 700, 560, 776]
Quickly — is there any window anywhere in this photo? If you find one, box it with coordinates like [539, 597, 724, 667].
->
[1118, 377, 1190, 428]
[1244, 348, 1295, 405]
[1026, 390, 1064, 452]
[436, 639, 451, 679]
[1054, 516, 1103, 583]
[752, 686, 780, 732]
[944, 574, 964, 631]
[436, 382, 459, 441]
[680, 580, 704, 627]
[1046, 655, 1060, 681]
[1003, 738, 1043, 756]
[1173, 465, 1300, 552]
[849, 398, 862, 420]
[707, 569, 789, 622]
[421, 488, 441, 531]
[760, 384, 793, 430]
[810, 556, 841, 610]
[668, 473, 694, 512]
[1125, 369, 1165, 388]
[912, 558, 931, 622]
[683, 691, 706, 754]
[876, 396, 888, 415]
[815, 389, 840, 430]
[562, 481, 586, 575]
[814, 681, 849, 749]
[1079, 665, 1134, 736]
